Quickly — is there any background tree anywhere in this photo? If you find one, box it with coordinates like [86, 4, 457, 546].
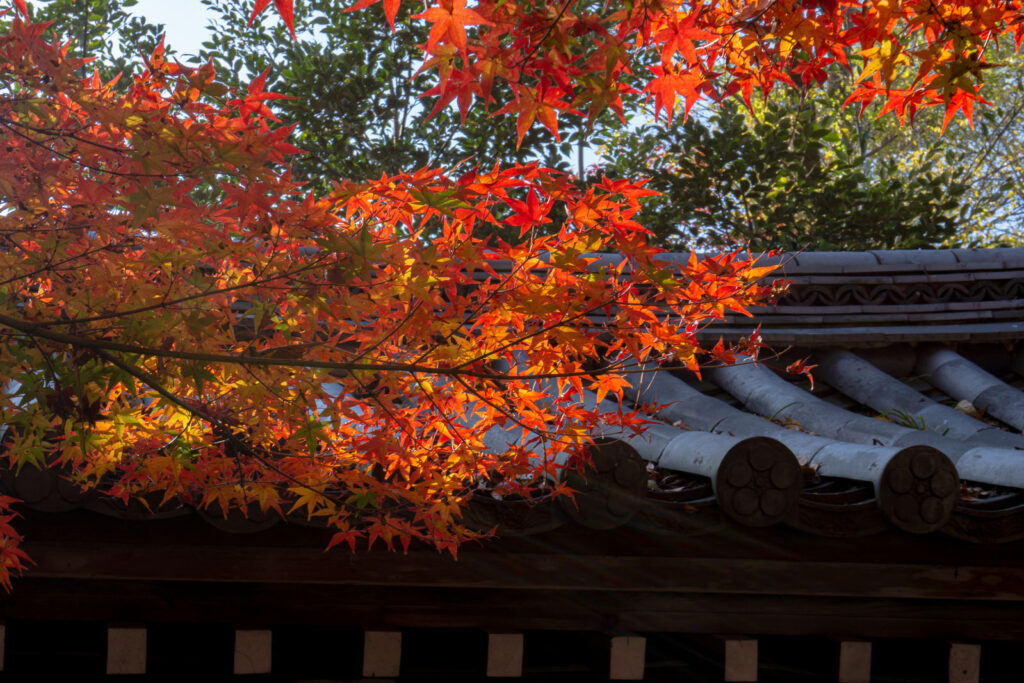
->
[816, 41, 1024, 247]
[15, 0, 608, 190]
[23, 1, 1016, 248]
[199, 0, 607, 190]
[597, 91, 969, 251]
[209, 0, 1017, 250]
[17, 0, 168, 78]
[261, 0, 1010, 251]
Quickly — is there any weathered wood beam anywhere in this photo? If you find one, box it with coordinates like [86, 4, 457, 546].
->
[106, 626, 146, 675]
[486, 633, 523, 678]
[6, 581, 1024, 640]
[724, 638, 757, 682]
[363, 631, 401, 678]
[23, 539, 1024, 603]
[838, 641, 871, 683]
[609, 636, 645, 680]
[234, 629, 271, 675]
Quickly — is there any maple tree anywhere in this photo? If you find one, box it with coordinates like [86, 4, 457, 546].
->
[263, 0, 1023, 144]
[1, 0, 1022, 591]
[0, 4, 775, 588]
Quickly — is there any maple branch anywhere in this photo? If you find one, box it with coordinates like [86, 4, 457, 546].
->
[89, 346, 349, 509]
[0, 309, 750, 381]
[0, 243, 125, 289]
[451, 372, 599, 447]
[23, 257, 331, 328]
[410, 253, 533, 365]
[349, 299, 424, 364]
[410, 373, 470, 448]
[449, 287, 630, 370]
[513, 0, 577, 71]
[0, 114, 137, 156]
[0, 117, 176, 180]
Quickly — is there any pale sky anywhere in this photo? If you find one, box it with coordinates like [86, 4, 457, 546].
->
[131, 0, 213, 59]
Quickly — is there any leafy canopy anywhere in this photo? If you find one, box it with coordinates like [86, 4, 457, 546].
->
[200, 0, 591, 190]
[260, 0, 1024, 141]
[599, 94, 969, 251]
[0, 5, 772, 587]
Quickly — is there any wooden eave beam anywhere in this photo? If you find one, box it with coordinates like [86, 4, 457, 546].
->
[23, 537, 1024, 602]
[6, 580, 1024, 641]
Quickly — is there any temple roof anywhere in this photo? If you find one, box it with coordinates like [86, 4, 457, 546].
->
[5, 248, 1024, 544]
[7, 249, 1024, 677]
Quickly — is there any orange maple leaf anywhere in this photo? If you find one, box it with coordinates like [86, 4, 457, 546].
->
[646, 65, 705, 122]
[413, 0, 493, 56]
[493, 85, 567, 147]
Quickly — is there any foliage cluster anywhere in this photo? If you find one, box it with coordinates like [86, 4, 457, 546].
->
[235, 0, 1024, 249]
[600, 96, 969, 251]
[19, 1, 1024, 249]
[202, 0, 545, 189]
[14, 0, 166, 77]
[821, 41, 1024, 246]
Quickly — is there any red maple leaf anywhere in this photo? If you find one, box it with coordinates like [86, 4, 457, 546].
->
[248, 0, 296, 40]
